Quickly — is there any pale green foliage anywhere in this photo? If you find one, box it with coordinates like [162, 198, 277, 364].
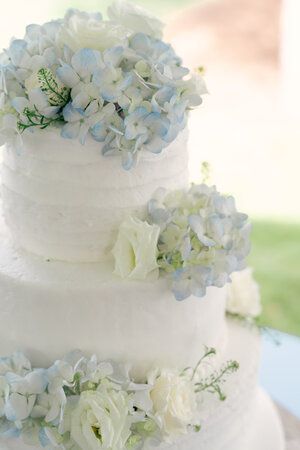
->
[17, 106, 64, 132]
[38, 68, 71, 107]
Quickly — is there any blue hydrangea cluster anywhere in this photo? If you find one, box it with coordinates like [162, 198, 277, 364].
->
[148, 184, 251, 301]
[0, 2, 206, 169]
[0, 350, 155, 449]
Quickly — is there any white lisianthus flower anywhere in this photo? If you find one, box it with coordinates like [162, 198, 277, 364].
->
[58, 9, 128, 52]
[227, 268, 262, 318]
[70, 388, 132, 450]
[108, 0, 164, 39]
[150, 370, 197, 440]
[112, 216, 160, 280]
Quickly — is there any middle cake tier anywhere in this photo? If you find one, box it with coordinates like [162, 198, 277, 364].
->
[1, 128, 189, 263]
[0, 217, 227, 380]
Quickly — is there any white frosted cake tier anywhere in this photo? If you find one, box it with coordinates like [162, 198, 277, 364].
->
[1, 128, 189, 263]
[0, 214, 226, 379]
[0, 320, 285, 450]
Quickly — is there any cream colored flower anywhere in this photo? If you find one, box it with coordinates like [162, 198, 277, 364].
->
[150, 370, 197, 440]
[112, 216, 160, 280]
[58, 10, 128, 53]
[70, 388, 132, 450]
[108, 1, 164, 39]
[227, 267, 262, 318]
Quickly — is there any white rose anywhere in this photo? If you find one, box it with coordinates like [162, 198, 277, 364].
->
[108, 1, 164, 39]
[70, 388, 132, 450]
[150, 370, 197, 440]
[58, 9, 128, 52]
[112, 216, 160, 280]
[227, 268, 262, 318]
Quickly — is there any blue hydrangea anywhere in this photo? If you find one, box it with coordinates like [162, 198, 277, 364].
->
[148, 184, 251, 301]
[0, 2, 206, 170]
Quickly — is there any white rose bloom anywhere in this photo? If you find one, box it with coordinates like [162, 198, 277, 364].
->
[58, 9, 128, 52]
[108, 0, 164, 39]
[70, 388, 132, 450]
[150, 370, 197, 440]
[112, 216, 160, 280]
[227, 267, 262, 318]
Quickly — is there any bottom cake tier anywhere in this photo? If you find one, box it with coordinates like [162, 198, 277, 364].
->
[0, 389, 285, 450]
[0, 320, 286, 450]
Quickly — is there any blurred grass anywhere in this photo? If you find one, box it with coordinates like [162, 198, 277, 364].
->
[250, 221, 300, 336]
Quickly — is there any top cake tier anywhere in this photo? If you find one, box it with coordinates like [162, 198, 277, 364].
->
[2, 128, 189, 262]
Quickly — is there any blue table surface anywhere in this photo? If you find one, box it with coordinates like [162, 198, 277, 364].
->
[260, 329, 300, 419]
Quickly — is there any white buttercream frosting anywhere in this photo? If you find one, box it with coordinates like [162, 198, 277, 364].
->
[1, 128, 189, 262]
[0, 213, 226, 379]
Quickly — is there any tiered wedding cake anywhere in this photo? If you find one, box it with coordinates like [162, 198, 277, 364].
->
[0, 2, 285, 450]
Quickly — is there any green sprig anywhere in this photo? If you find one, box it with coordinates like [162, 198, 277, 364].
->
[17, 106, 65, 132]
[195, 360, 239, 401]
[180, 346, 216, 380]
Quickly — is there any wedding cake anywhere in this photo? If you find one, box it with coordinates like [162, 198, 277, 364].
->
[0, 2, 285, 449]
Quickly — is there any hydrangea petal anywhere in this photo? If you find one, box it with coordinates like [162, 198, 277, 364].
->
[71, 48, 102, 79]
[61, 121, 80, 140]
[56, 64, 80, 88]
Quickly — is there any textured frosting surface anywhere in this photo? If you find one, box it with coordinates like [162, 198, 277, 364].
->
[0, 215, 226, 379]
[1, 128, 189, 262]
[0, 321, 286, 450]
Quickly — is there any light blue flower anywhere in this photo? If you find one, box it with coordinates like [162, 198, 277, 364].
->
[57, 48, 103, 109]
[123, 80, 152, 113]
[124, 108, 169, 153]
[93, 66, 132, 102]
[5, 369, 47, 421]
[91, 111, 123, 143]
[102, 133, 140, 170]
[172, 266, 212, 301]
[139, 112, 169, 154]
[0, 351, 31, 378]
[0, 418, 21, 439]
[60, 48, 102, 82]
[31, 392, 63, 423]
[189, 215, 216, 248]
[74, 354, 113, 385]
[7, 40, 30, 68]
[62, 101, 115, 144]
[124, 107, 149, 140]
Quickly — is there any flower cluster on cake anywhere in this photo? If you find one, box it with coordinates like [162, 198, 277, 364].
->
[0, 2, 283, 450]
[0, 0, 205, 169]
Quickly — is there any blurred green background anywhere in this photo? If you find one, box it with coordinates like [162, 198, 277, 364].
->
[250, 221, 300, 335]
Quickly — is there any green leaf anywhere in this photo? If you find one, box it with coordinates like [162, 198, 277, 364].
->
[38, 68, 70, 107]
